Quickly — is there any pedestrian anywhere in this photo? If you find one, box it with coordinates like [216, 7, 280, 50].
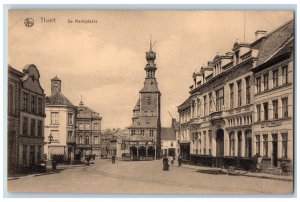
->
[51, 160, 57, 172]
[257, 155, 263, 172]
[86, 156, 90, 166]
[163, 154, 169, 171]
[178, 154, 182, 166]
[112, 154, 116, 164]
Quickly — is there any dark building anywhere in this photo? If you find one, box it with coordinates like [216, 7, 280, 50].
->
[8, 64, 45, 174]
[125, 42, 162, 160]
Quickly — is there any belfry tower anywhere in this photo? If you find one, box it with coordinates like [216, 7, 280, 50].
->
[127, 40, 162, 159]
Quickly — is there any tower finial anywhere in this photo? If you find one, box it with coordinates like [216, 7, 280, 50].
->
[79, 93, 84, 106]
[150, 34, 152, 51]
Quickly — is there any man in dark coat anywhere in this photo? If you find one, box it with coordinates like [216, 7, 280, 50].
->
[163, 155, 169, 171]
[178, 154, 182, 166]
[112, 154, 116, 164]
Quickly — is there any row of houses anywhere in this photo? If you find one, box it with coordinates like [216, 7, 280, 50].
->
[8, 66, 103, 174]
[177, 20, 294, 172]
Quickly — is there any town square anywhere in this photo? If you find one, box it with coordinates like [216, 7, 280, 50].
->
[6, 10, 295, 195]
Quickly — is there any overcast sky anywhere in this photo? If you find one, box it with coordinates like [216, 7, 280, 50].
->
[8, 10, 293, 129]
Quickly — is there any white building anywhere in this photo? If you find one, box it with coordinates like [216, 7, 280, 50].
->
[44, 76, 76, 163]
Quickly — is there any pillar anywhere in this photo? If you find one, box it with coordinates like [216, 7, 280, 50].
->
[241, 130, 246, 157]
[212, 130, 217, 156]
[224, 130, 229, 156]
[234, 131, 238, 156]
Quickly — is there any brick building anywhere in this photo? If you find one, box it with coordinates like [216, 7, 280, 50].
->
[8, 64, 45, 174]
[177, 20, 294, 172]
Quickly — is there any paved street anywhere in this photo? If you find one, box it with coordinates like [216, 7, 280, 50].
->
[7, 159, 293, 194]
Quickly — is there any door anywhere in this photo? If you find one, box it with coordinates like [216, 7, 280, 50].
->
[216, 129, 224, 156]
[272, 134, 278, 167]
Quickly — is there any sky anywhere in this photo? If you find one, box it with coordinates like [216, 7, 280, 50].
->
[8, 10, 293, 129]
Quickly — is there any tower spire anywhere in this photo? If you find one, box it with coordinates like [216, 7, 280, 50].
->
[79, 93, 84, 106]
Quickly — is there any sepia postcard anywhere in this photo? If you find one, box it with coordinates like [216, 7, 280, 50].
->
[6, 9, 295, 195]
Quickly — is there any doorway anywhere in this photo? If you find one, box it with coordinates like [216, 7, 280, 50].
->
[272, 134, 278, 167]
[216, 129, 224, 156]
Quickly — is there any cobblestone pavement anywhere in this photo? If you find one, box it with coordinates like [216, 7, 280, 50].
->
[7, 159, 293, 195]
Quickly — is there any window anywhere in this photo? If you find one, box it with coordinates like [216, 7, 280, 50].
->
[282, 97, 288, 118]
[38, 97, 43, 115]
[141, 130, 144, 136]
[67, 131, 72, 139]
[131, 130, 135, 136]
[31, 95, 36, 113]
[94, 123, 99, 130]
[256, 77, 261, 93]
[68, 113, 73, 125]
[216, 88, 224, 111]
[209, 93, 213, 112]
[37, 120, 42, 137]
[23, 92, 29, 111]
[263, 102, 268, 121]
[203, 96, 207, 115]
[245, 77, 251, 104]
[229, 84, 234, 109]
[51, 130, 59, 142]
[85, 136, 90, 145]
[79, 123, 84, 130]
[94, 136, 99, 144]
[23, 117, 28, 136]
[51, 112, 59, 124]
[30, 119, 36, 136]
[273, 69, 279, 87]
[85, 123, 90, 130]
[8, 84, 14, 114]
[150, 130, 154, 137]
[22, 145, 28, 165]
[282, 66, 288, 84]
[273, 100, 278, 119]
[237, 80, 242, 106]
[282, 133, 288, 158]
[147, 96, 151, 105]
[256, 135, 260, 154]
[263, 135, 268, 157]
[263, 74, 269, 91]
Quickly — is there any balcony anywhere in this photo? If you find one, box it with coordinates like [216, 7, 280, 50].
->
[210, 111, 223, 120]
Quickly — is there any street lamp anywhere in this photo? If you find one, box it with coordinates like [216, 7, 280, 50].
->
[48, 134, 54, 144]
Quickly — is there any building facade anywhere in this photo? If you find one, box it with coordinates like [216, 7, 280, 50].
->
[44, 76, 77, 164]
[161, 119, 180, 157]
[126, 42, 161, 160]
[75, 100, 102, 161]
[252, 21, 294, 172]
[8, 64, 45, 174]
[177, 20, 294, 172]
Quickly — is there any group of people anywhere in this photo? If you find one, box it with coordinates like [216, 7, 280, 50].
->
[163, 154, 182, 171]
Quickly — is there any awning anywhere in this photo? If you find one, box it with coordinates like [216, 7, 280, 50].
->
[49, 146, 65, 155]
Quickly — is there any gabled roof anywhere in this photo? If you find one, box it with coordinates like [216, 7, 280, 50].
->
[46, 91, 74, 107]
[77, 105, 102, 119]
[178, 97, 191, 109]
[139, 78, 160, 93]
[133, 99, 140, 111]
[256, 20, 294, 66]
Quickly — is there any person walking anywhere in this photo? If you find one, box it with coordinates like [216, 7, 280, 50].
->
[178, 154, 182, 166]
[163, 154, 169, 171]
[86, 156, 90, 166]
[51, 160, 57, 172]
[112, 154, 116, 164]
[171, 154, 175, 165]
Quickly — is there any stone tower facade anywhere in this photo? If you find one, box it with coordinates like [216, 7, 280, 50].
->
[126, 42, 162, 159]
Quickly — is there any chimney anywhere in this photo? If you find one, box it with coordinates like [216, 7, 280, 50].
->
[255, 30, 267, 40]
